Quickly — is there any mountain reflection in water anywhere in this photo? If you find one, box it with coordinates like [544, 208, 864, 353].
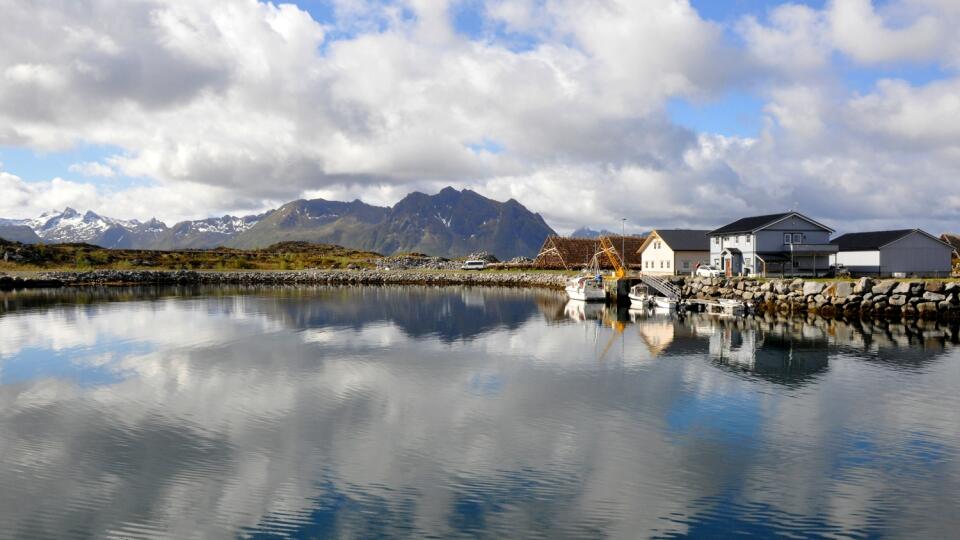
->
[1, 286, 959, 538]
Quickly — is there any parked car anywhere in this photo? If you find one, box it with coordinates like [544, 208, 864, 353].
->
[460, 260, 487, 270]
[695, 265, 723, 277]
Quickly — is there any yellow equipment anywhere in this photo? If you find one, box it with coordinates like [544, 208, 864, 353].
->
[598, 236, 627, 279]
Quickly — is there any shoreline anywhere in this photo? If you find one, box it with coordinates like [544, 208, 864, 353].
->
[0, 269, 570, 290]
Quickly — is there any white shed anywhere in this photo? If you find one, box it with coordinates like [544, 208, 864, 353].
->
[831, 229, 953, 277]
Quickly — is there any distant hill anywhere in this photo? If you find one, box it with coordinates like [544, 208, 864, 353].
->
[1, 187, 556, 259]
[570, 227, 618, 239]
[229, 187, 556, 259]
[570, 226, 646, 239]
[0, 224, 41, 244]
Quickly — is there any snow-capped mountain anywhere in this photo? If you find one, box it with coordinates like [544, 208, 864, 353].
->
[0, 208, 263, 249]
[20, 208, 139, 245]
[151, 215, 263, 249]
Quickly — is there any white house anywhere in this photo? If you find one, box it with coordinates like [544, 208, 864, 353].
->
[708, 212, 838, 277]
[830, 229, 953, 277]
[638, 229, 710, 275]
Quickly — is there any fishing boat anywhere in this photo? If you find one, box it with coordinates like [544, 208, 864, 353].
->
[628, 284, 654, 308]
[565, 275, 606, 302]
[653, 296, 678, 310]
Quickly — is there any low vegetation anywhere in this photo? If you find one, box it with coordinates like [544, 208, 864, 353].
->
[0, 239, 382, 271]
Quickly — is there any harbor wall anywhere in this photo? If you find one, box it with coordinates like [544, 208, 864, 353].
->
[677, 276, 960, 320]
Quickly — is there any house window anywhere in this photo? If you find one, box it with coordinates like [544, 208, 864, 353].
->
[793, 233, 802, 244]
[726, 236, 732, 243]
[784, 233, 792, 244]
[793, 259, 800, 268]
[683, 261, 689, 269]
[714, 258, 720, 266]
[746, 235, 751, 244]
[714, 237, 719, 245]
[745, 257, 751, 268]
[666, 261, 670, 268]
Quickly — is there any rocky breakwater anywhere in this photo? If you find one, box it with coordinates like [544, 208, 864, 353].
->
[679, 276, 960, 320]
[0, 269, 568, 290]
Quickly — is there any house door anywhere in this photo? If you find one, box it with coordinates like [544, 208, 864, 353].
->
[725, 258, 732, 277]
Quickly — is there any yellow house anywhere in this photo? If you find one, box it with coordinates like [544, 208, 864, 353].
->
[638, 229, 711, 275]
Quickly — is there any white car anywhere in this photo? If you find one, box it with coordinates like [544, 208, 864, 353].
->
[460, 260, 487, 270]
[695, 265, 723, 277]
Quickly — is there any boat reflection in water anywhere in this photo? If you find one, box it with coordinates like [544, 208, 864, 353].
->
[2, 286, 960, 538]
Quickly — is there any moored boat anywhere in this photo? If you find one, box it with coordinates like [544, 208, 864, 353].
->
[654, 296, 677, 310]
[565, 276, 606, 302]
[628, 284, 654, 308]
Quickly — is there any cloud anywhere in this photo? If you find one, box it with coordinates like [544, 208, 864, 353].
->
[0, 0, 959, 234]
[68, 161, 116, 178]
[827, 0, 947, 65]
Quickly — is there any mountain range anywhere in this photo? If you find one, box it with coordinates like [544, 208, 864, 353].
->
[0, 188, 556, 259]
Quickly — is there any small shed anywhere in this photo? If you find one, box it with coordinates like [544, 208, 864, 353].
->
[534, 235, 645, 270]
[831, 229, 953, 277]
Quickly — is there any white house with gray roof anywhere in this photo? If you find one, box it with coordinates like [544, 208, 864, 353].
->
[708, 212, 838, 277]
[637, 229, 710, 275]
[830, 229, 953, 277]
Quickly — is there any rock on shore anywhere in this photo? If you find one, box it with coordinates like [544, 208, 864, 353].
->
[0, 269, 568, 291]
[677, 276, 960, 320]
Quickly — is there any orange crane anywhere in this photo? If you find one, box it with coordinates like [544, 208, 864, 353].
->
[598, 236, 627, 279]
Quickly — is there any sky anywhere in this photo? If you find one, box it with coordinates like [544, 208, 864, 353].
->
[1, 0, 959, 235]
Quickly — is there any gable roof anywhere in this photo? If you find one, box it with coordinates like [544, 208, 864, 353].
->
[640, 229, 710, 253]
[709, 212, 833, 235]
[832, 229, 952, 251]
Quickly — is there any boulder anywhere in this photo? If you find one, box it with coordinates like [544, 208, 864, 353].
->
[925, 281, 944, 293]
[893, 281, 915, 295]
[888, 295, 907, 306]
[854, 277, 874, 295]
[790, 278, 804, 291]
[922, 292, 947, 302]
[871, 280, 897, 296]
[944, 282, 959, 294]
[803, 281, 825, 296]
[825, 281, 854, 298]
[917, 302, 939, 317]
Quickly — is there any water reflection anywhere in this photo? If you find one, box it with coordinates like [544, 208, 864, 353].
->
[1, 287, 960, 538]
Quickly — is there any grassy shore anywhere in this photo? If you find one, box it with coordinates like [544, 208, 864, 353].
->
[0, 240, 381, 272]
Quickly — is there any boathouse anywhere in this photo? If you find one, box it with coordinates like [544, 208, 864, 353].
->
[830, 229, 953, 277]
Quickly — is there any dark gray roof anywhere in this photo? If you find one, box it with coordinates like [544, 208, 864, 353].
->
[709, 212, 832, 235]
[653, 229, 710, 251]
[831, 229, 922, 250]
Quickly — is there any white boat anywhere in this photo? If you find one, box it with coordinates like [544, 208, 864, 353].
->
[628, 284, 654, 308]
[654, 296, 678, 310]
[565, 276, 606, 302]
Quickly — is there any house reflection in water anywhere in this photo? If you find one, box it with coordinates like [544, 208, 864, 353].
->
[707, 319, 830, 385]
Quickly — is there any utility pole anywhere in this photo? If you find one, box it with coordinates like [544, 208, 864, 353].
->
[621, 218, 627, 269]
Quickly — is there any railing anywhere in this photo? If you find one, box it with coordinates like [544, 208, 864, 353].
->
[640, 274, 681, 300]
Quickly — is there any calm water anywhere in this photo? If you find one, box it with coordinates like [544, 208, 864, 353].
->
[1, 286, 959, 539]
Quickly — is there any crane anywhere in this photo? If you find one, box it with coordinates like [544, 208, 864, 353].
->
[598, 236, 627, 279]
